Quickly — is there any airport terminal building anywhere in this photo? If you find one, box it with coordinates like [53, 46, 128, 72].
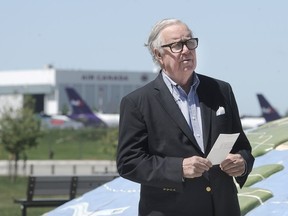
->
[0, 66, 157, 115]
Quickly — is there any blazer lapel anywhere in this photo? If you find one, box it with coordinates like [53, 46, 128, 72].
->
[153, 74, 200, 150]
[199, 101, 212, 154]
[197, 75, 212, 154]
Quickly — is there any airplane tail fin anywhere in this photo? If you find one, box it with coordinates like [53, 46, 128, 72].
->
[65, 87, 106, 126]
[257, 94, 281, 122]
[65, 87, 95, 115]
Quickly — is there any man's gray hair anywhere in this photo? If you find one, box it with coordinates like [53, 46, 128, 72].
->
[145, 18, 193, 65]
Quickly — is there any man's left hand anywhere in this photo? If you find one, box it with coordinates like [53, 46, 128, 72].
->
[220, 153, 246, 177]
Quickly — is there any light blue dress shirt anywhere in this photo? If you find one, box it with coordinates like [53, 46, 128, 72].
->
[162, 71, 204, 152]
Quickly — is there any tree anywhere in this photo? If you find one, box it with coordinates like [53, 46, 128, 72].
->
[61, 103, 69, 115]
[0, 96, 43, 181]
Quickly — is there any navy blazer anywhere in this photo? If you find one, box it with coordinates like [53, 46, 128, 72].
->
[117, 72, 254, 216]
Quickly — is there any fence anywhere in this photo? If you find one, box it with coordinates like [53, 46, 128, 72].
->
[0, 160, 117, 176]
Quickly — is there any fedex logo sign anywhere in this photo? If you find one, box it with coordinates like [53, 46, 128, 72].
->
[70, 100, 83, 107]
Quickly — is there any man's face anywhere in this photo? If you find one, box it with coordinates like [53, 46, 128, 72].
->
[156, 24, 197, 81]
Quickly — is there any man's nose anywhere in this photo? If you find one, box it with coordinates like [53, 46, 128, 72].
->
[182, 44, 190, 53]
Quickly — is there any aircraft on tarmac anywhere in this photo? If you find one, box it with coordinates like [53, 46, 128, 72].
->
[39, 112, 85, 129]
[64, 87, 119, 128]
[240, 115, 266, 131]
[46, 91, 280, 130]
[256, 93, 281, 121]
[241, 93, 281, 130]
[62, 90, 280, 130]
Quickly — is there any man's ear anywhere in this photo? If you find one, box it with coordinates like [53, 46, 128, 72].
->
[154, 49, 162, 61]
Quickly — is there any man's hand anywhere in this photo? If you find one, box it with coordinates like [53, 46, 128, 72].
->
[183, 156, 212, 178]
[220, 153, 246, 177]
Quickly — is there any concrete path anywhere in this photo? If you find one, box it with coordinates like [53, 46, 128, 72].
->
[0, 160, 117, 176]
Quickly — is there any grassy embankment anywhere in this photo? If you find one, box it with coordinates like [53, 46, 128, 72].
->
[0, 127, 118, 216]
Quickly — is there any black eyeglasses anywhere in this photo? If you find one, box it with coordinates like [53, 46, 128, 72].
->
[161, 38, 198, 53]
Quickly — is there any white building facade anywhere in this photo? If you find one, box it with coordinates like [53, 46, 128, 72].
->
[0, 67, 157, 115]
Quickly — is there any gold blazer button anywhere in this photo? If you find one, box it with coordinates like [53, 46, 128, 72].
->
[206, 186, 212, 192]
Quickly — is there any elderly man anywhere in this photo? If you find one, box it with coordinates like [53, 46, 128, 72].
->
[117, 18, 254, 216]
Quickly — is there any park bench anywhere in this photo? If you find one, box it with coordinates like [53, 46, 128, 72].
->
[14, 174, 118, 216]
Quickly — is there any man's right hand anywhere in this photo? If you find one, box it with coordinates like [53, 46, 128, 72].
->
[182, 156, 212, 178]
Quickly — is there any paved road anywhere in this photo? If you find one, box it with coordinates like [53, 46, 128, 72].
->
[0, 160, 117, 176]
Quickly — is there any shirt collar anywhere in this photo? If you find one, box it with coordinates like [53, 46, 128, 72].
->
[162, 70, 200, 91]
[191, 72, 200, 89]
[162, 71, 177, 92]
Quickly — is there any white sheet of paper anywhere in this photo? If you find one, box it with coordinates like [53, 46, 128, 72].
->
[207, 133, 240, 165]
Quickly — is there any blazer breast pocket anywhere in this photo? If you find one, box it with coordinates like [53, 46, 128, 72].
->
[216, 106, 225, 116]
[214, 110, 232, 132]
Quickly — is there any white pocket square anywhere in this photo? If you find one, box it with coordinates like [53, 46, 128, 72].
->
[216, 106, 225, 116]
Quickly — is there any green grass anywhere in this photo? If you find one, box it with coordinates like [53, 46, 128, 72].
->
[0, 127, 118, 216]
[0, 176, 55, 216]
[0, 127, 118, 160]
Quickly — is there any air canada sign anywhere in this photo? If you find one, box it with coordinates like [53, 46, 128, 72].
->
[82, 74, 128, 81]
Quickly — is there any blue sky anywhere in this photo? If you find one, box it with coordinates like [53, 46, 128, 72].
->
[1, 0, 288, 116]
